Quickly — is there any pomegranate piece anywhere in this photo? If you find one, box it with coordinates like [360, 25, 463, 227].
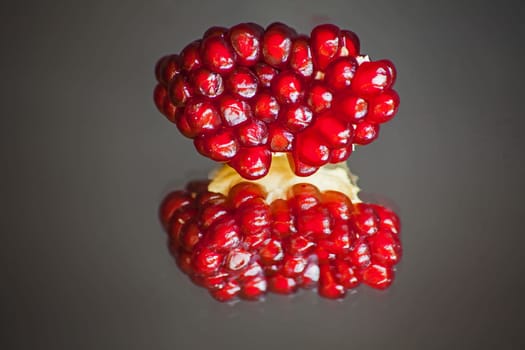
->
[154, 22, 400, 179]
[159, 180, 402, 302]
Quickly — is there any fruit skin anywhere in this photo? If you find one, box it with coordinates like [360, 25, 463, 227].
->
[160, 180, 402, 301]
[154, 23, 400, 180]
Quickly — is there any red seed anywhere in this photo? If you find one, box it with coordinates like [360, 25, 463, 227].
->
[192, 247, 223, 275]
[270, 199, 296, 238]
[349, 239, 372, 269]
[203, 26, 228, 38]
[370, 204, 401, 234]
[210, 280, 241, 302]
[353, 121, 380, 145]
[228, 146, 271, 180]
[252, 90, 280, 123]
[311, 111, 352, 149]
[225, 248, 252, 271]
[334, 92, 368, 123]
[335, 260, 360, 289]
[351, 60, 395, 95]
[282, 256, 307, 277]
[296, 206, 332, 238]
[236, 197, 271, 236]
[318, 265, 346, 299]
[169, 74, 193, 107]
[368, 230, 402, 266]
[300, 260, 320, 288]
[280, 104, 313, 132]
[194, 128, 239, 161]
[200, 35, 236, 73]
[228, 23, 263, 66]
[287, 183, 322, 212]
[329, 145, 353, 163]
[262, 22, 296, 67]
[199, 202, 229, 229]
[338, 30, 360, 57]
[268, 273, 297, 294]
[294, 131, 330, 167]
[287, 153, 319, 177]
[366, 89, 400, 124]
[306, 83, 333, 113]
[180, 40, 202, 72]
[289, 36, 313, 78]
[206, 216, 241, 251]
[227, 182, 267, 209]
[253, 63, 278, 87]
[219, 95, 252, 127]
[189, 68, 224, 98]
[259, 238, 284, 265]
[184, 97, 222, 134]
[310, 24, 340, 71]
[322, 190, 353, 221]
[287, 235, 316, 256]
[362, 264, 393, 289]
[241, 275, 267, 300]
[272, 71, 305, 105]
[155, 54, 182, 85]
[268, 124, 294, 152]
[226, 67, 259, 99]
[351, 203, 380, 236]
[159, 190, 192, 228]
[235, 118, 268, 146]
[324, 57, 357, 90]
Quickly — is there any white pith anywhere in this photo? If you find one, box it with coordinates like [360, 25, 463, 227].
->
[208, 154, 361, 203]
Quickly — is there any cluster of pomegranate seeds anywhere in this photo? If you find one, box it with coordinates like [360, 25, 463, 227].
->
[160, 181, 401, 301]
[154, 23, 399, 179]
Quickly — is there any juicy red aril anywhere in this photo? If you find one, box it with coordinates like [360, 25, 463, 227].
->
[226, 67, 258, 98]
[192, 248, 223, 275]
[199, 202, 229, 229]
[194, 128, 239, 161]
[330, 145, 352, 163]
[236, 118, 268, 146]
[241, 275, 267, 299]
[301, 261, 320, 288]
[180, 221, 203, 252]
[354, 121, 380, 145]
[270, 199, 295, 238]
[219, 95, 252, 126]
[322, 190, 353, 221]
[211, 280, 240, 301]
[324, 57, 357, 90]
[371, 204, 401, 234]
[169, 74, 193, 107]
[306, 83, 333, 113]
[362, 264, 393, 290]
[288, 183, 321, 212]
[268, 124, 294, 152]
[228, 146, 271, 180]
[338, 30, 360, 57]
[280, 104, 313, 132]
[282, 256, 307, 277]
[262, 22, 295, 68]
[350, 239, 372, 269]
[310, 24, 340, 71]
[253, 63, 278, 87]
[272, 71, 305, 104]
[351, 203, 380, 236]
[335, 260, 359, 289]
[207, 216, 241, 251]
[203, 26, 228, 38]
[190, 68, 224, 98]
[289, 36, 313, 78]
[184, 98, 222, 134]
[227, 182, 266, 209]
[159, 190, 192, 227]
[294, 131, 330, 166]
[225, 248, 252, 271]
[311, 111, 352, 148]
[201, 35, 236, 73]
[259, 238, 284, 265]
[334, 92, 368, 123]
[368, 230, 402, 266]
[252, 90, 280, 123]
[352, 60, 395, 95]
[268, 274, 297, 294]
[296, 206, 331, 238]
[236, 198, 271, 235]
[154, 84, 178, 122]
[180, 40, 202, 71]
[155, 54, 182, 85]
[366, 89, 400, 124]
[228, 23, 263, 66]
[319, 265, 346, 299]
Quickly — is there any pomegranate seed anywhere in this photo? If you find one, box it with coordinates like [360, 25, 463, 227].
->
[169, 74, 193, 107]
[176, 250, 193, 275]
[319, 265, 346, 299]
[366, 89, 400, 124]
[192, 247, 223, 275]
[306, 83, 333, 113]
[329, 224, 352, 254]
[229, 146, 271, 180]
[287, 235, 316, 256]
[270, 199, 296, 238]
[169, 207, 198, 246]
[184, 97, 222, 134]
[311, 111, 352, 148]
[253, 63, 278, 87]
[225, 248, 252, 271]
[199, 202, 229, 228]
[236, 198, 271, 235]
[368, 230, 402, 266]
[194, 128, 239, 161]
[338, 30, 360, 57]
[180, 40, 202, 71]
[272, 71, 304, 104]
[228, 23, 263, 66]
[189, 68, 224, 98]
[310, 24, 340, 71]
[353, 121, 380, 145]
[235, 118, 268, 146]
[287, 154, 319, 177]
[351, 60, 395, 95]
[296, 206, 332, 238]
[351, 203, 380, 236]
[159, 190, 192, 228]
[226, 67, 258, 99]
[241, 275, 267, 300]
[324, 57, 357, 90]
[370, 204, 401, 234]
[300, 260, 320, 288]
[211, 280, 241, 301]
[349, 239, 372, 269]
[268, 273, 297, 294]
[219, 95, 252, 127]
[268, 124, 294, 152]
[329, 145, 352, 163]
[335, 260, 359, 289]
[155, 54, 182, 85]
[203, 26, 228, 38]
[154, 84, 178, 122]
[294, 131, 330, 166]
[322, 190, 352, 221]
[259, 238, 284, 265]
[201, 35, 236, 73]
[288, 183, 322, 211]
[262, 22, 296, 68]
[282, 256, 307, 277]
[180, 221, 203, 252]
[362, 264, 393, 289]
[227, 182, 266, 209]
[252, 90, 280, 123]
[334, 92, 368, 123]
[280, 104, 313, 132]
[289, 36, 313, 78]
[175, 112, 196, 138]
[207, 216, 241, 251]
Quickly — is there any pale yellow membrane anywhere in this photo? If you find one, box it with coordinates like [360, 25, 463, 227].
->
[208, 155, 361, 203]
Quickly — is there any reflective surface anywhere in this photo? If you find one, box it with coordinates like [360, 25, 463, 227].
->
[2, 0, 525, 349]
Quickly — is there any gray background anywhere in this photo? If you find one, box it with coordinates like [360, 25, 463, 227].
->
[2, 0, 525, 349]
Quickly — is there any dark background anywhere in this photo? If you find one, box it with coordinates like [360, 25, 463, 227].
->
[2, 0, 525, 349]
